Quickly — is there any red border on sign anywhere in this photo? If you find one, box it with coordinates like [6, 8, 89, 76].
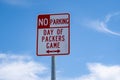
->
[36, 13, 70, 56]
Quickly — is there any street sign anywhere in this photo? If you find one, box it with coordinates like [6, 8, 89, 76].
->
[36, 13, 70, 56]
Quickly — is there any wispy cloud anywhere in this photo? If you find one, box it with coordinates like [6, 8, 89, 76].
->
[83, 12, 120, 36]
[0, 0, 34, 6]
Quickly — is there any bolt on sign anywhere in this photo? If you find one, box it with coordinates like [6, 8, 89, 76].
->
[36, 13, 70, 56]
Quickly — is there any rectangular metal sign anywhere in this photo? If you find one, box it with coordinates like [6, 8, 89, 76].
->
[36, 13, 70, 56]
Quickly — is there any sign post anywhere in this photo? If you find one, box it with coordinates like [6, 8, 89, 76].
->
[51, 56, 55, 80]
[36, 13, 70, 80]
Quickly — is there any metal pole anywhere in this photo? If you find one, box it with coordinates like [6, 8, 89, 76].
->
[51, 56, 56, 80]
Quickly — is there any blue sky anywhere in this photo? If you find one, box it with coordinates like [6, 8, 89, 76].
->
[0, 0, 120, 80]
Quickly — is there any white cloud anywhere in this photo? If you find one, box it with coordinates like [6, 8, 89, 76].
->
[0, 53, 50, 80]
[83, 12, 120, 36]
[77, 63, 120, 80]
[56, 63, 120, 80]
[1, 53, 120, 80]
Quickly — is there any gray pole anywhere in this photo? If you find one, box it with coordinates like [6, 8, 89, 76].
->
[51, 56, 56, 80]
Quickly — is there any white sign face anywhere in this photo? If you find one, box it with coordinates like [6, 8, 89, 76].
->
[36, 13, 70, 56]
[50, 14, 69, 27]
